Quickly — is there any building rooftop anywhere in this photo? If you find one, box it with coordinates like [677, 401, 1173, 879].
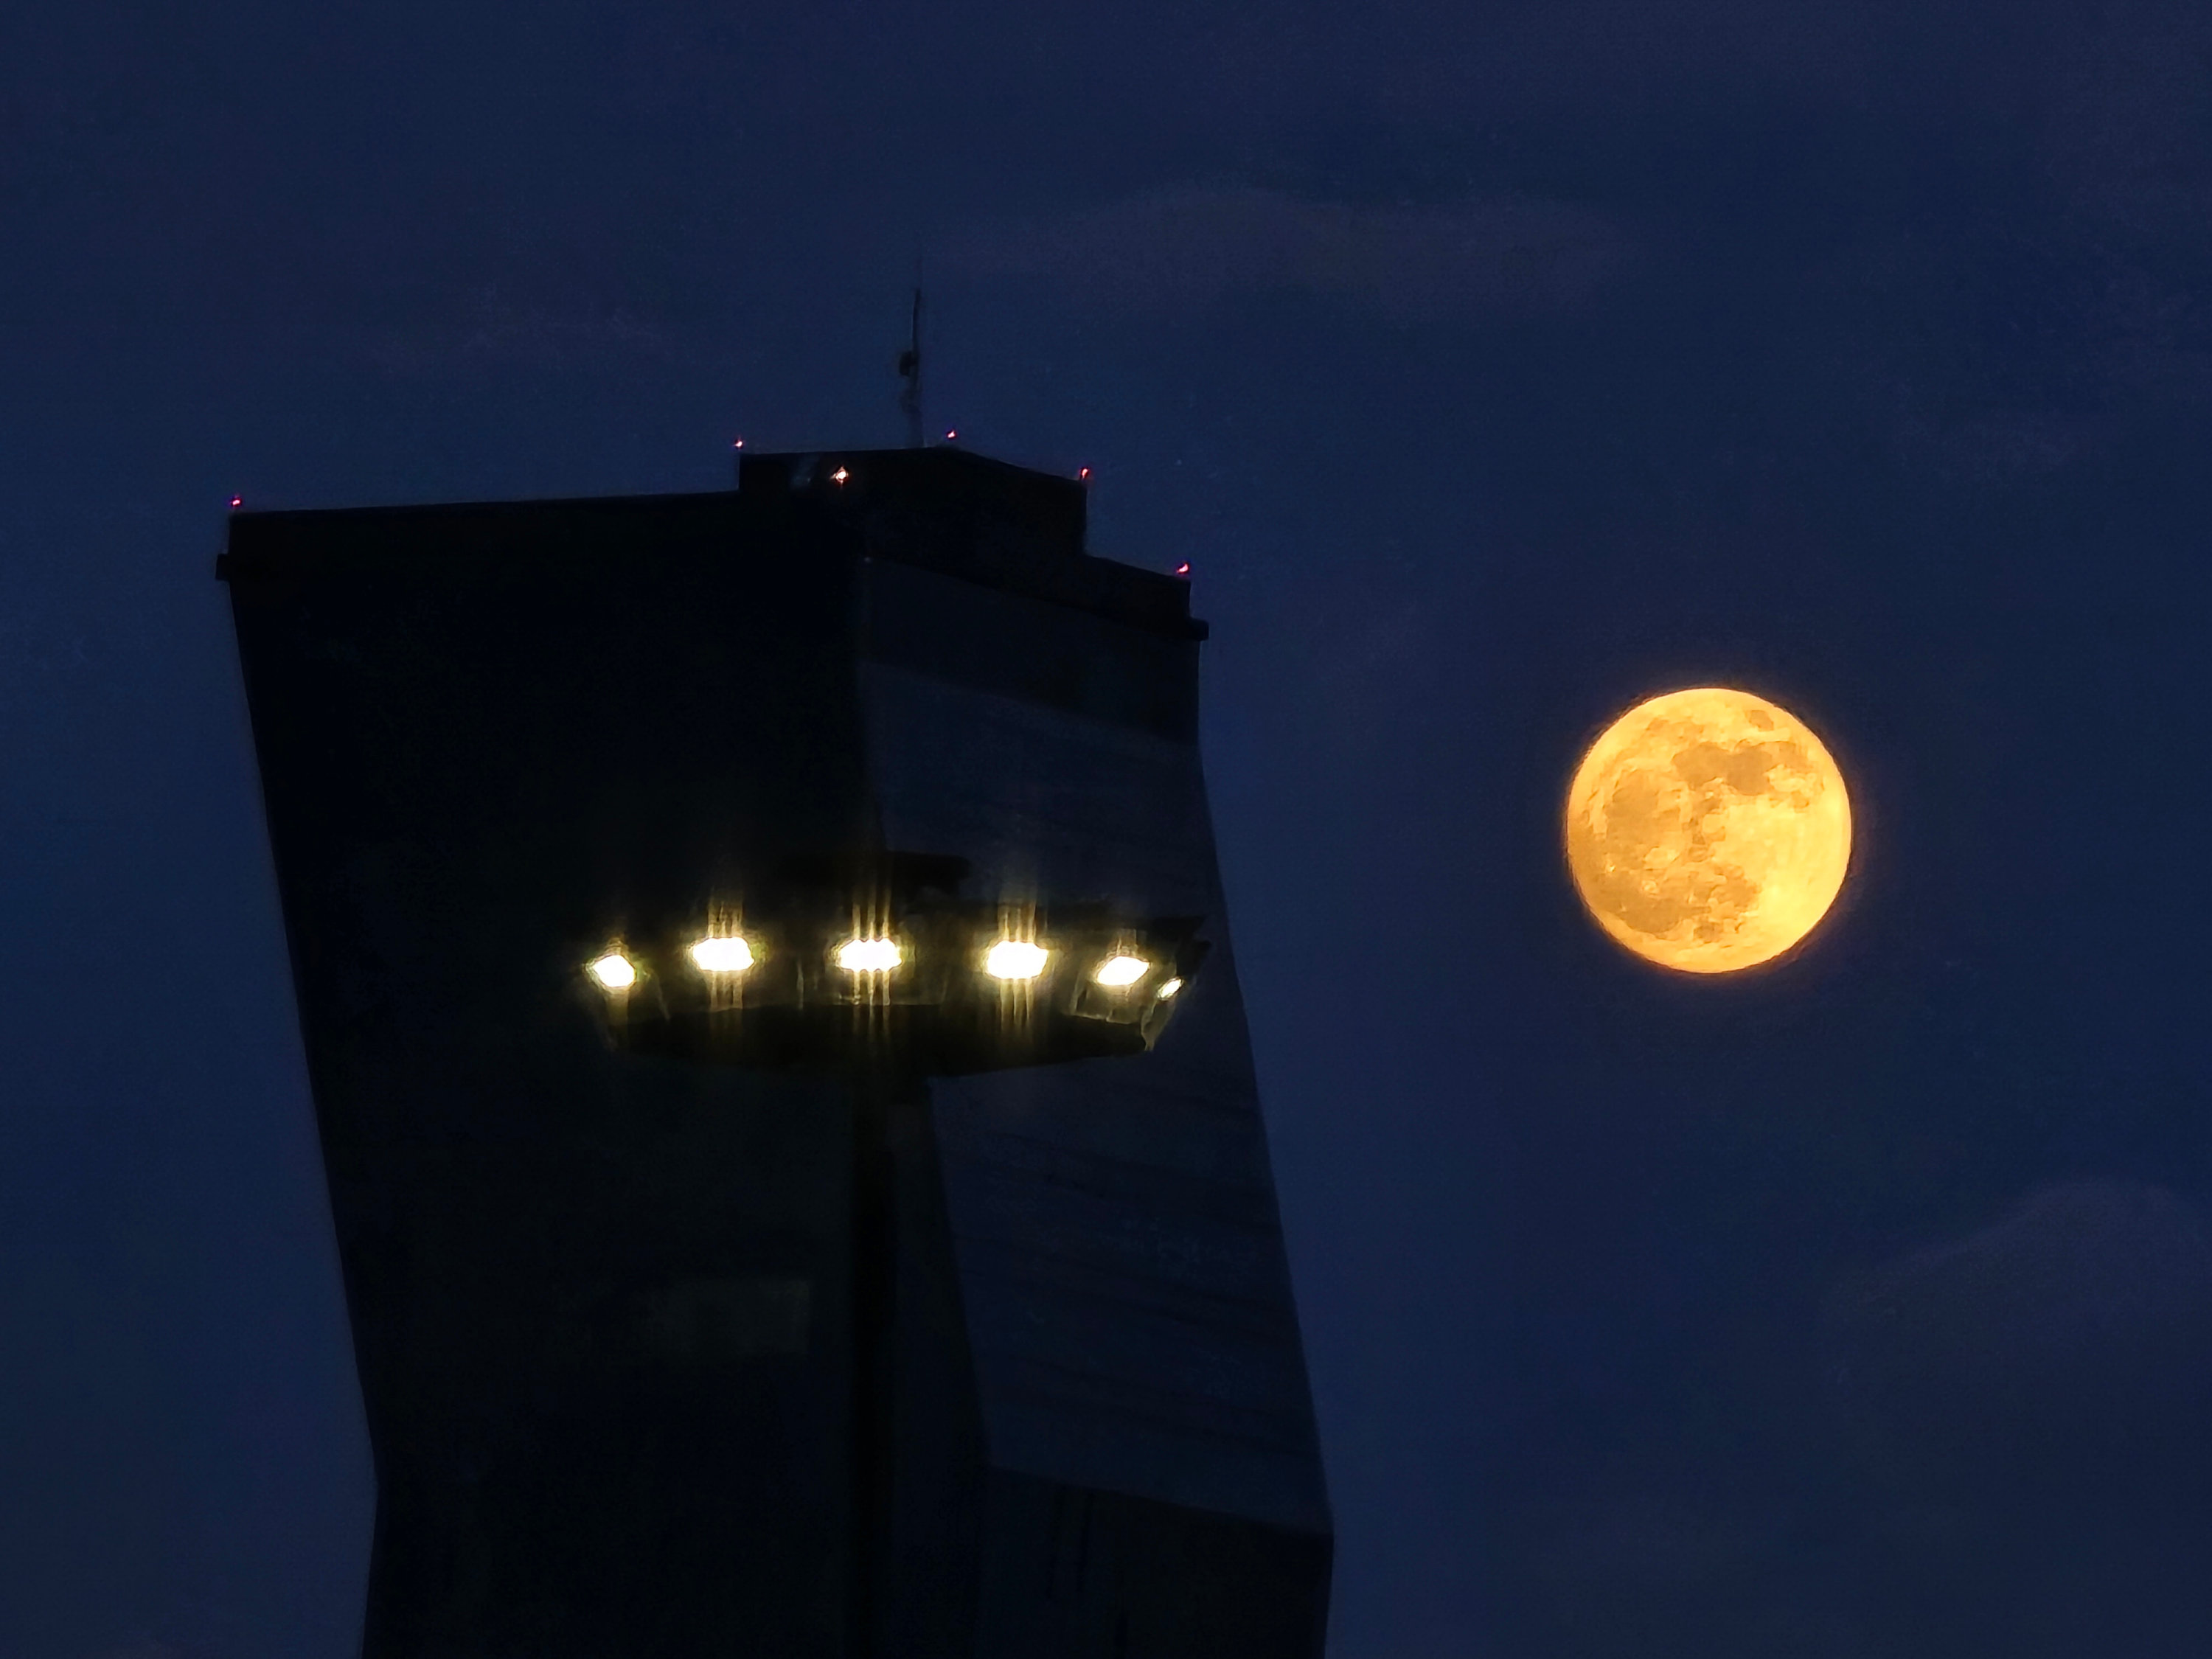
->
[220, 445, 1203, 641]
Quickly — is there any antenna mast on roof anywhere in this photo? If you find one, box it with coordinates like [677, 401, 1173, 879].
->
[895, 268, 924, 450]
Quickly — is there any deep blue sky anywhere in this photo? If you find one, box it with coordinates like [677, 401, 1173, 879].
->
[7, 2, 2212, 1655]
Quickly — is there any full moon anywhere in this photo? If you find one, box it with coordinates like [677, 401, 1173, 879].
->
[1563, 687, 1851, 973]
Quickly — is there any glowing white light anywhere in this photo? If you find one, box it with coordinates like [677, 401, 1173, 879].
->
[587, 952, 636, 990]
[1156, 977, 1183, 1000]
[984, 939, 1049, 981]
[830, 466, 850, 484]
[836, 936, 902, 973]
[689, 936, 755, 973]
[1093, 954, 1149, 988]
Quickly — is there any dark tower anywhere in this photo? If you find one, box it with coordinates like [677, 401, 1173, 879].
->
[219, 445, 1332, 1657]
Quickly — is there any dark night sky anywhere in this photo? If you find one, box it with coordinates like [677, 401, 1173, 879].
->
[7, 2, 2212, 1655]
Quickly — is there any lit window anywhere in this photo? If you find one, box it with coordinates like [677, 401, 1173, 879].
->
[689, 936, 755, 973]
[836, 936, 902, 973]
[830, 466, 850, 484]
[588, 952, 636, 990]
[1155, 977, 1183, 1000]
[1093, 954, 1149, 988]
[984, 939, 1049, 981]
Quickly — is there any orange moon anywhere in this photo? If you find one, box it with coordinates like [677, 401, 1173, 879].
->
[1563, 687, 1851, 973]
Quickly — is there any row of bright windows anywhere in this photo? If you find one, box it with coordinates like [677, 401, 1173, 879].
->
[585, 936, 1181, 1000]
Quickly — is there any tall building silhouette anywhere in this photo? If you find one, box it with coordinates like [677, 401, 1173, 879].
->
[220, 444, 1332, 1657]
